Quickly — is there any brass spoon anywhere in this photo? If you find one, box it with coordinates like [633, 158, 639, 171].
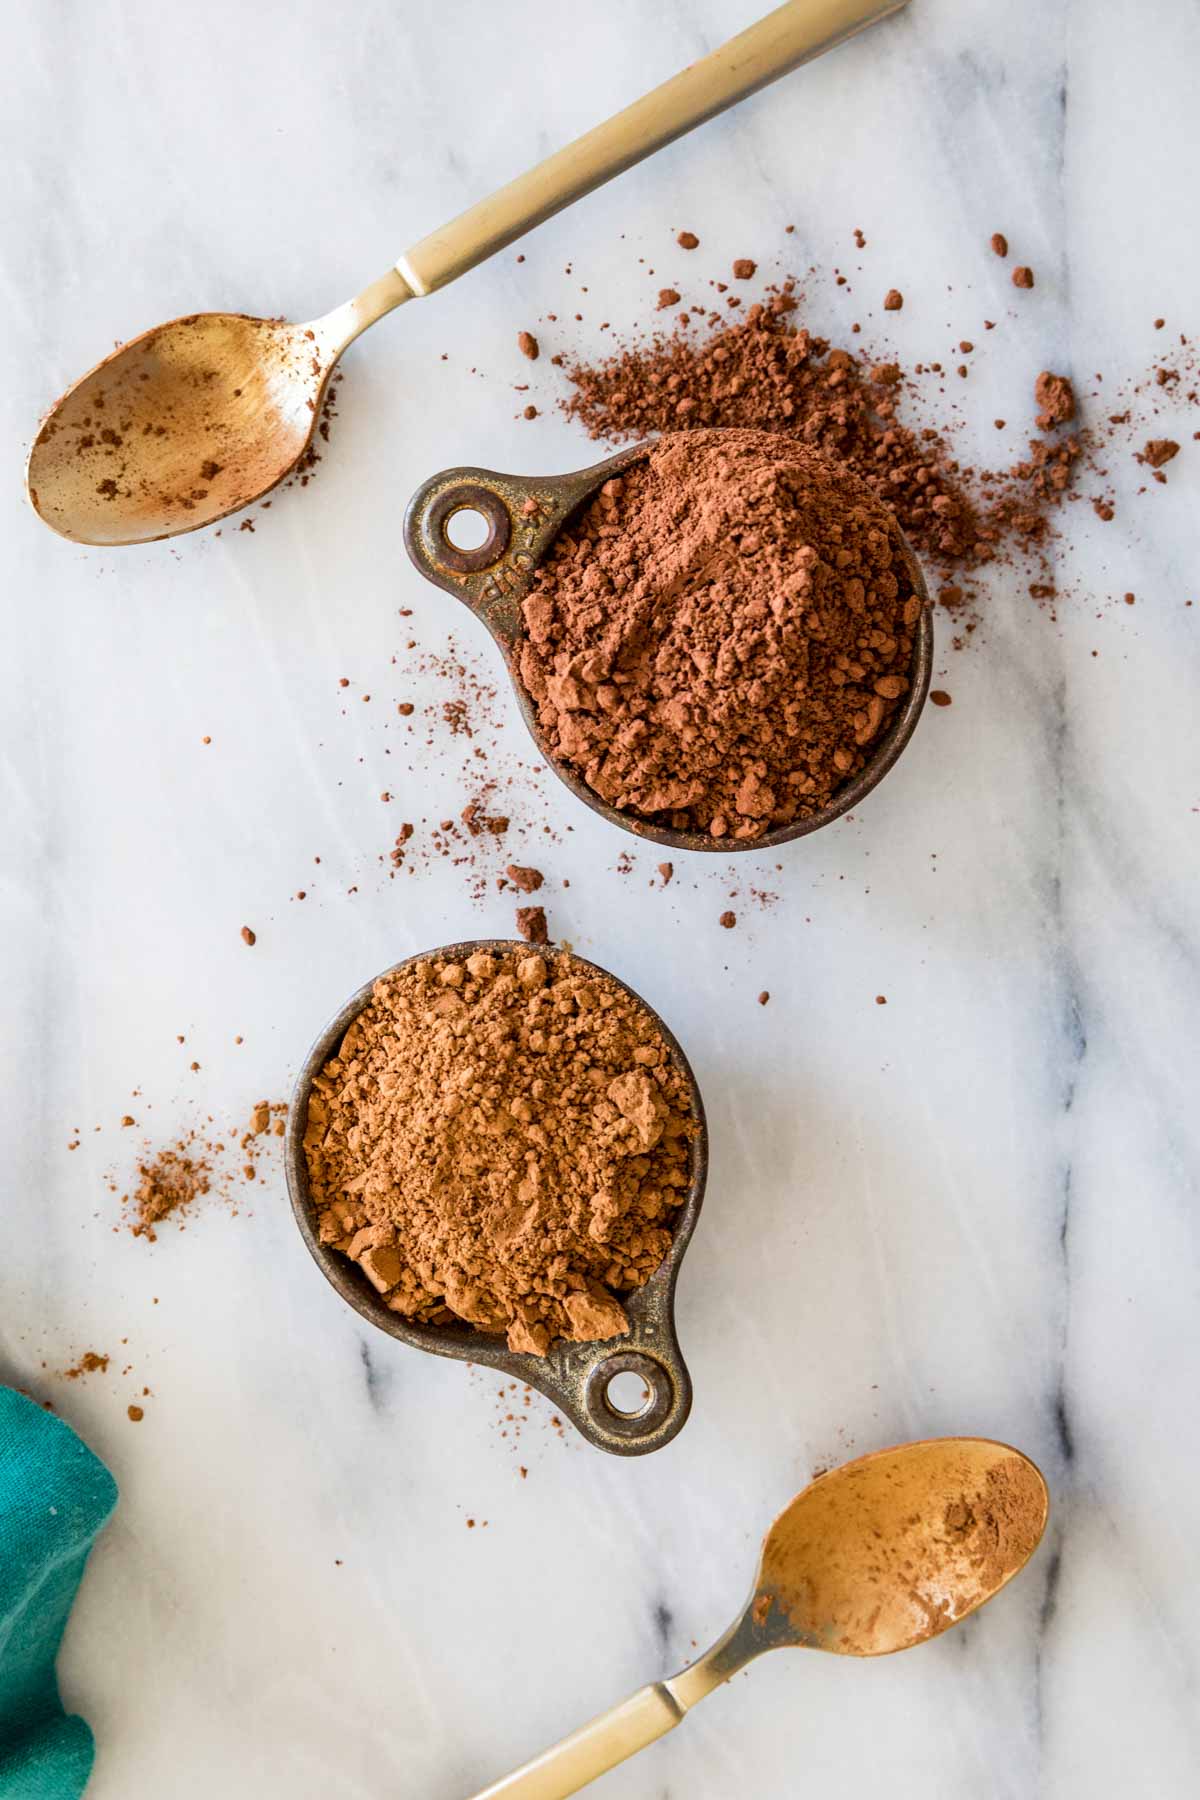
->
[25, 0, 908, 546]
[469, 1437, 1049, 1799]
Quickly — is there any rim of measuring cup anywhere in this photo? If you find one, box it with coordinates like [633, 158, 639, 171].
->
[284, 940, 708, 1456]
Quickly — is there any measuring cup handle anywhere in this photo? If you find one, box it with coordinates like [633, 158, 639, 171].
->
[402, 465, 566, 647]
[574, 1344, 692, 1455]
[403, 445, 652, 647]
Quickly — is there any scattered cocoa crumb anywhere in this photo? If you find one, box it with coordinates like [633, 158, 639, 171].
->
[677, 231, 699, 250]
[523, 404, 538, 420]
[127, 1405, 144, 1423]
[241, 926, 256, 946]
[128, 1148, 211, 1239]
[883, 289, 903, 311]
[462, 796, 510, 837]
[518, 331, 539, 361]
[719, 911, 737, 929]
[732, 259, 757, 280]
[990, 232, 1008, 258]
[758, 991, 770, 1005]
[875, 995, 887, 1004]
[657, 288, 681, 309]
[657, 862, 673, 887]
[930, 690, 952, 706]
[1142, 437, 1180, 468]
[516, 905, 548, 945]
[1012, 265, 1035, 290]
[1034, 371, 1075, 430]
[118, 1099, 286, 1240]
[63, 1351, 109, 1381]
[506, 864, 544, 893]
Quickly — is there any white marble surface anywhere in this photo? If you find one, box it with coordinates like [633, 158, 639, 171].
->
[3, 0, 1199, 1794]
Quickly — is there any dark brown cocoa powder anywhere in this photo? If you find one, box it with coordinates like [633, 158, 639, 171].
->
[549, 281, 1197, 634]
[517, 430, 918, 841]
[558, 298, 992, 582]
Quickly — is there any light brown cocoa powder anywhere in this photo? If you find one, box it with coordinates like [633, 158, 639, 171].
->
[303, 949, 696, 1355]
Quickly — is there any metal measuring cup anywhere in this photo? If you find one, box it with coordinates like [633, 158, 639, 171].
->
[284, 940, 707, 1456]
[404, 440, 933, 854]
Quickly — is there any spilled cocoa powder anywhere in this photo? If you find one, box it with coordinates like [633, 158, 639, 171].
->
[121, 1100, 286, 1239]
[303, 947, 696, 1355]
[551, 272, 1193, 630]
[515, 904, 549, 944]
[518, 430, 919, 840]
[129, 1149, 211, 1238]
[558, 298, 1022, 597]
[380, 632, 561, 905]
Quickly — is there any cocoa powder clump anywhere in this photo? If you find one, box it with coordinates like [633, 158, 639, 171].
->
[130, 1148, 211, 1239]
[1034, 371, 1075, 430]
[517, 430, 919, 840]
[303, 949, 696, 1356]
[515, 904, 548, 944]
[1142, 437, 1180, 468]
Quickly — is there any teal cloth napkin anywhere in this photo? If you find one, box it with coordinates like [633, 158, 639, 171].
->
[0, 1388, 117, 1800]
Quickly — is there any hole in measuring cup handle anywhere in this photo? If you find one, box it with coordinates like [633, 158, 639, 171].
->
[606, 1367, 653, 1416]
[584, 1350, 676, 1440]
[424, 482, 511, 574]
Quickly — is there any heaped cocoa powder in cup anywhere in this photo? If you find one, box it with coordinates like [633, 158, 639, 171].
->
[517, 429, 920, 841]
[303, 947, 696, 1356]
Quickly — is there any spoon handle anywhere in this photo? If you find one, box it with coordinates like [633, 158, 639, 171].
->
[465, 1605, 767, 1800]
[395, 0, 907, 297]
[465, 1683, 684, 1800]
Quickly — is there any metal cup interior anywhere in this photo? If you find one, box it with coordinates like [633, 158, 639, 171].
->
[284, 939, 708, 1456]
[403, 440, 933, 854]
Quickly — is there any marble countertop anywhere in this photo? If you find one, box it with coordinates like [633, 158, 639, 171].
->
[4, 1, 1198, 1794]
